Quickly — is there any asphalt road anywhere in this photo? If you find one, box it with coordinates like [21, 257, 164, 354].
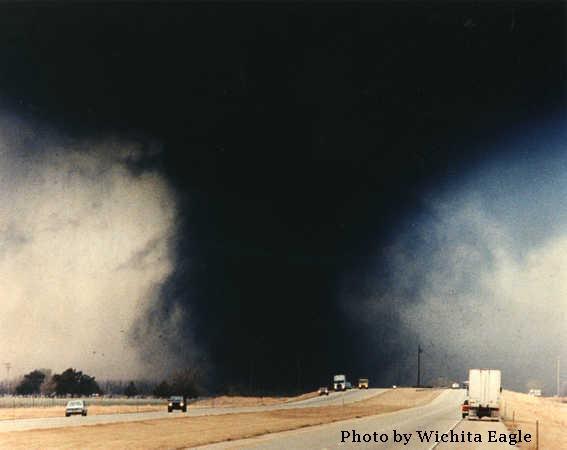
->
[277, 388, 387, 408]
[435, 419, 517, 450]
[194, 389, 514, 450]
[0, 389, 386, 433]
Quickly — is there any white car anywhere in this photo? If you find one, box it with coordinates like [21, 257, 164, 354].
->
[65, 399, 88, 417]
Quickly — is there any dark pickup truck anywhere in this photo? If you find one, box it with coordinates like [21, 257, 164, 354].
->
[168, 395, 187, 412]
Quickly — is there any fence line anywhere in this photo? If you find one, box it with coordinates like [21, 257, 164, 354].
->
[0, 395, 165, 409]
[500, 399, 539, 450]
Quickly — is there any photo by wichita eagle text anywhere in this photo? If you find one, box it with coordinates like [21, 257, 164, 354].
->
[341, 429, 531, 446]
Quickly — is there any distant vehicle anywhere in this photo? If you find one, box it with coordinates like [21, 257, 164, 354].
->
[461, 399, 469, 418]
[528, 389, 542, 397]
[451, 382, 460, 389]
[318, 387, 329, 396]
[333, 374, 346, 391]
[65, 399, 87, 417]
[466, 369, 501, 420]
[358, 378, 369, 389]
[392, 385, 397, 389]
[168, 395, 187, 413]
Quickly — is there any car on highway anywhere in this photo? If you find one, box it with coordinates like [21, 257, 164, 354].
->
[318, 387, 329, 396]
[333, 374, 346, 391]
[461, 399, 469, 418]
[467, 368, 501, 420]
[65, 399, 88, 417]
[168, 395, 187, 412]
[452, 382, 460, 389]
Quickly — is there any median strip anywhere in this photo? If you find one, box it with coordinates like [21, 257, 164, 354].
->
[0, 388, 441, 449]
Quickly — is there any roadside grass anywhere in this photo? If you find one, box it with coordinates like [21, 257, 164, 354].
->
[0, 404, 164, 421]
[190, 391, 319, 408]
[501, 390, 567, 449]
[0, 391, 319, 421]
[0, 388, 441, 449]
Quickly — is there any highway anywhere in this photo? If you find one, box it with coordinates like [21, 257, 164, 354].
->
[194, 389, 512, 449]
[0, 388, 385, 433]
[276, 388, 386, 407]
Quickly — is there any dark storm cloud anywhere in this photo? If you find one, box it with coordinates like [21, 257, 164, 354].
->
[0, 3, 563, 389]
[350, 118, 567, 392]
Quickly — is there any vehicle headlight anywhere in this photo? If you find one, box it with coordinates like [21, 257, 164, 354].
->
[180, 402, 184, 406]
[168, 402, 172, 406]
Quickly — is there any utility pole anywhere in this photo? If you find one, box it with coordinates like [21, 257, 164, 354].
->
[417, 346, 423, 387]
[557, 357, 561, 397]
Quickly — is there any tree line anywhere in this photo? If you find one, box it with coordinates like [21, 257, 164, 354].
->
[15, 368, 102, 396]
[14, 367, 204, 398]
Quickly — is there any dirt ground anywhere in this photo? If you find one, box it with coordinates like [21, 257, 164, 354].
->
[0, 388, 440, 449]
[501, 390, 567, 450]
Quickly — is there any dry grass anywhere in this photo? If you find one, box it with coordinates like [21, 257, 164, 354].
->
[191, 391, 319, 408]
[0, 404, 163, 421]
[0, 392, 319, 421]
[501, 390, 567, 450]
[0, 388, 441, 449]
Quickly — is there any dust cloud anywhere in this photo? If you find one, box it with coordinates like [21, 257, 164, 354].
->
[357, 123, 567, 393]
[0, 117, 180, 380]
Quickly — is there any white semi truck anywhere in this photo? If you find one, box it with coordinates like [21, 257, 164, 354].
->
[333, 374, 346, 391]
[466, 368, 501, 420]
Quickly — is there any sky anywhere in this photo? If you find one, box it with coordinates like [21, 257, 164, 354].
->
[0, 3, 565, 392]
[347, 120, 567, 393]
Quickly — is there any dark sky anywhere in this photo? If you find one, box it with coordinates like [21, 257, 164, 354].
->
[2, 3, 565, 391]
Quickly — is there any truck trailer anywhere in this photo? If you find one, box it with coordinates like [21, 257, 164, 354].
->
[466, 368, 501, 420]
[333, 374, 346, 391]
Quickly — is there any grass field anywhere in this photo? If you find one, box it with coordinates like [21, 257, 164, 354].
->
[0, 391, 318, 420]
[0, 404, 164, 421]
[501, 390, 567, 450]
[0, 388, 440, 449]
[190, 391, 319, 408]
[0, 396, 163, 409]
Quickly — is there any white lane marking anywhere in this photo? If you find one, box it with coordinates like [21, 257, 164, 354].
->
[429, 418, 464, 450]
